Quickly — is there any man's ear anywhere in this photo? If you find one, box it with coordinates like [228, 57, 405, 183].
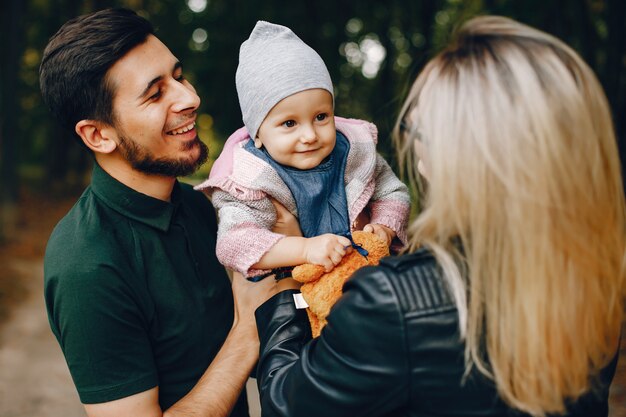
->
[75, 120, 118, 154]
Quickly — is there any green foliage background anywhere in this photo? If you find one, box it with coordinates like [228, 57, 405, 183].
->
[1, 0, 625, 237]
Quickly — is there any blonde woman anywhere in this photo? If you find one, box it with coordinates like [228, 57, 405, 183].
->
[250, 15, 625, 417]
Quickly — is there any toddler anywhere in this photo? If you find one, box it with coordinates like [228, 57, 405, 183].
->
[195, 21, 410, 278]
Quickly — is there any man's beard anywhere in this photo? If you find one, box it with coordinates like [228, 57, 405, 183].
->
[117, 134, 209, 177]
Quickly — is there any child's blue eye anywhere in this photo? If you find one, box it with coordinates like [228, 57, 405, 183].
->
[282, 120, 296, 128]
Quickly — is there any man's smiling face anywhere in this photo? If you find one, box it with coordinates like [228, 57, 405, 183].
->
[105, 34, 207, 177]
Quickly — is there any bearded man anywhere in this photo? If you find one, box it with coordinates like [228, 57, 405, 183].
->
[40, 8, 277, 417]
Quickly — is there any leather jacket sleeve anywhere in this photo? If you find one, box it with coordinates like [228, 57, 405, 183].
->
[255, 266, 409, 417]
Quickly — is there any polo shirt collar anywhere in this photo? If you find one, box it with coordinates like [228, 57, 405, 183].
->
[90, 162, 180, 232]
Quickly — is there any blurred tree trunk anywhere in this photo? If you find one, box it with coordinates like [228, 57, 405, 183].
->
[604, 0, 625, 181]
[373, 3, 394, 156]
[574, 0, 597, 69]
[0, 0, 24, 242]
[45, 0, 92, 193]
[44, 0, 72, 191]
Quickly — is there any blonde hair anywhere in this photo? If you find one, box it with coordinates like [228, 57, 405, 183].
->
[395, 15, 626, 416]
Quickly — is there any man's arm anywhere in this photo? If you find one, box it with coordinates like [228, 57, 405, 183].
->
[83, 272, 277, 417]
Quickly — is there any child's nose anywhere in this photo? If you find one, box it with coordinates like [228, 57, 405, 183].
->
[300, 125, 317, 143]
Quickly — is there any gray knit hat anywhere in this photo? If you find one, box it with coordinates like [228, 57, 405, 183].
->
[236, 21, 334, 139]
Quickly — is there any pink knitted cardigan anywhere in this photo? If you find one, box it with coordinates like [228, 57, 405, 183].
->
[195, 117, 410, 276]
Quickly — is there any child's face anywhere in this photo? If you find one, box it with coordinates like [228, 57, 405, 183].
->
[256, 89, 335, 170]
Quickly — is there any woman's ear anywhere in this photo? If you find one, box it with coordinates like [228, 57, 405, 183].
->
[75, 120, 118, 154]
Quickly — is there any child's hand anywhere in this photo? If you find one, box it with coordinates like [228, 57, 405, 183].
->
[304, 234, 352, 272]
[363, 224, 396, 247]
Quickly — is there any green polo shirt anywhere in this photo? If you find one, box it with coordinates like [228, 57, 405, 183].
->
[44, 163, 248, 415]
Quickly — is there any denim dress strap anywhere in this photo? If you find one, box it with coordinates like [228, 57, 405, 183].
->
[244, 131, 351, 238]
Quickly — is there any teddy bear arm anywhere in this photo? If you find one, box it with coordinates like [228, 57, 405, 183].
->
[292, 264, 326, 283]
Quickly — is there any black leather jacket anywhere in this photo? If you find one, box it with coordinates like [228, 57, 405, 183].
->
[255, 248, 617, 417]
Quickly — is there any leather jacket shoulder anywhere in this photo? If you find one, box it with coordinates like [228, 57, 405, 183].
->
[376, 248, 456, 316]
[255, 249, 616, 417]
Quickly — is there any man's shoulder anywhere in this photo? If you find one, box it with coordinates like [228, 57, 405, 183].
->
[348, 249, 457, 316]
[48, 188, 119, 240]
[44, 189, 132, 278]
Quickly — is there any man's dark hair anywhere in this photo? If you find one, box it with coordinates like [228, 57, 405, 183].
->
[39, 8, 154, 146]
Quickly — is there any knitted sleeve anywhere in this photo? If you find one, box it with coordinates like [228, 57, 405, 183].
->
[211, 189, 285, 276]
[368, 154, 411, 247]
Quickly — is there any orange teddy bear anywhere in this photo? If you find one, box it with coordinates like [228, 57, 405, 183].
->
[291, 231, 390, 337]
